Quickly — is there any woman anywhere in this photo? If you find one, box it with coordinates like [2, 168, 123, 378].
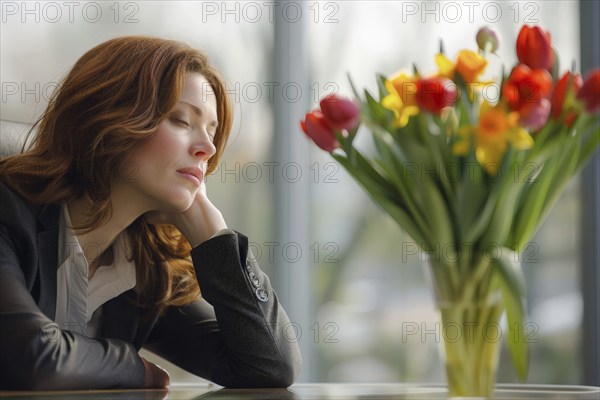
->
[0, 36, 301, 390]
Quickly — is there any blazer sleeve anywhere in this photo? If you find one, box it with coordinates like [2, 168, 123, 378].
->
[142, 230, 302, 388]
[0, 225, 147, 390]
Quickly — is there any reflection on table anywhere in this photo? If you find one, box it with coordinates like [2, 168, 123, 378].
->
[1, 383, 599, 400]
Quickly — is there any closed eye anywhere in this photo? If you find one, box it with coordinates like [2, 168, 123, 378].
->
[172, 118, 190, 127]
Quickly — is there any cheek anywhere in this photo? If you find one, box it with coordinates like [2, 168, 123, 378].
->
[122, 126, 194, 210]
[128, 128, 183, 180]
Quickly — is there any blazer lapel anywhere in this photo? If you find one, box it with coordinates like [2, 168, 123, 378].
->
[100, 289, 160, 348]
[99, 289, 140, 343]
[36, 204, 60, 321]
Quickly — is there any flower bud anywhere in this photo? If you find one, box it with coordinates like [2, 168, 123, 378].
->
[476, 27, 499, 53]
[576, 69, 600, 113]
[519, 98, 551, 131]
[300, 110, 340, 152]
[319, 94, 360, 131]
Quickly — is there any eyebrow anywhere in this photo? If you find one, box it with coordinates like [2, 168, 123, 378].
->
[178, 101, 219, 127]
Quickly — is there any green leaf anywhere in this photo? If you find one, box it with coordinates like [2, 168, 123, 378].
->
[351, 147, 399, 200]
[369, 124, 415, 192]
[550, 47, 560, 82]
[375, 193, 431, 251]
[576, 123, 600, 171]
[347, 71, 362, 101]
[364, 91, 395, 133]
[457, 154, 489, 243]
[419, 180, 454, 253]
[332, 153, 431, 250]
[456, 87, 473, 126]
[376, 73, 389, 101]
[511, 159, 558, 253]
[480, 149, 526, 247]
[494, 250, 529, 381]
[369, 126, 435, 244]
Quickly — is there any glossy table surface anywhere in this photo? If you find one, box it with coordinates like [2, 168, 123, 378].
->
[1, 383, 599, 399]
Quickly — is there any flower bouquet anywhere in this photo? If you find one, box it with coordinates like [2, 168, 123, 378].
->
[300, 25, 599, 398]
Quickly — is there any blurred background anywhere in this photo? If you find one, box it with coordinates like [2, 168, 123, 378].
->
[1, 0, 598, 387]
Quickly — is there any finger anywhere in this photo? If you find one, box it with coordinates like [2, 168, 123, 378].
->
[198, 178, 208, 197]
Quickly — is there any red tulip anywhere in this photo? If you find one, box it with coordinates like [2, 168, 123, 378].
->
[550, 71, 582, 119]
[416, 77, 458, 114]
[503, 64, 553, 113]
[576, 69, 600, 113]
[300, 110, 340, 152]
[319, 94, 360, 131]
[516, 25, 554, 71]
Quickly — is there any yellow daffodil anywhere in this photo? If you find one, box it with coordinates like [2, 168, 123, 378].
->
[453, 101, 534, 175]
[381, 71, 420, 128]
[436, 50, 494, 101]
[436, 50, 488, 83]
[436, 53, 455, 79]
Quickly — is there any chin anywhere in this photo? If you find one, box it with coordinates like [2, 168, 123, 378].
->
[155, 185, 196, 212]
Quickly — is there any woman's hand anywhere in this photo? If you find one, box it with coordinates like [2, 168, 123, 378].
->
[144, 172, 228, 248]
[140, 356, 170, 388]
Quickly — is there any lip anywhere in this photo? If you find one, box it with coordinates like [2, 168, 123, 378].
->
[176, 167, 203, 188]
[177, 171, 201, 187]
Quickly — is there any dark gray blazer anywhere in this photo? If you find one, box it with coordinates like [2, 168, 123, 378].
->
[0, 182, 302, 390]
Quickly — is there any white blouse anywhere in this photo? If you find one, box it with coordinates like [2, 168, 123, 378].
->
[54, 203, 234, 338]
[55, 203, 136, 338]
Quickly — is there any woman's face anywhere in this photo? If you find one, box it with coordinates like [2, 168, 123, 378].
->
[122, 72, 218, 213]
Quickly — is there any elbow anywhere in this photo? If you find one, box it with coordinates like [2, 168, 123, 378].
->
[2, 324, 64, 390]
[254, 343, 302, 388]
[269, 340, 303, 388]
[218, 352, 302, 389]
[0, 323, 62, 390]
[270, 358, 301, 388]
[1, 322, 90, 391]
[252, 349, 303, 388]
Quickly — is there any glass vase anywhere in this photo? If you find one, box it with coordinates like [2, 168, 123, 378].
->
[424, 254, 505, 399]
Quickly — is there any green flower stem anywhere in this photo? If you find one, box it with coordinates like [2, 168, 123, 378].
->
[461, 255, 492, 304]
[416, 114, 455, 203]
[429, 255, 460, 300]
[437, 284, 504, 398]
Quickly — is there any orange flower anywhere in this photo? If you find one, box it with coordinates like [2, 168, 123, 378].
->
[456, 50, 489, 84]
[453, 102, 533, 174]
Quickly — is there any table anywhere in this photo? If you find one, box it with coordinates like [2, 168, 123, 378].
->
[1, 383, 599, 399]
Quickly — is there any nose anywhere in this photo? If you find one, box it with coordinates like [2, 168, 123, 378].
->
[191, 130, 217, 162]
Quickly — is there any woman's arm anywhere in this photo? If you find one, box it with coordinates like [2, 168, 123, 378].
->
[142, 230, 303, 388]
[0, 226, 147, 390]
